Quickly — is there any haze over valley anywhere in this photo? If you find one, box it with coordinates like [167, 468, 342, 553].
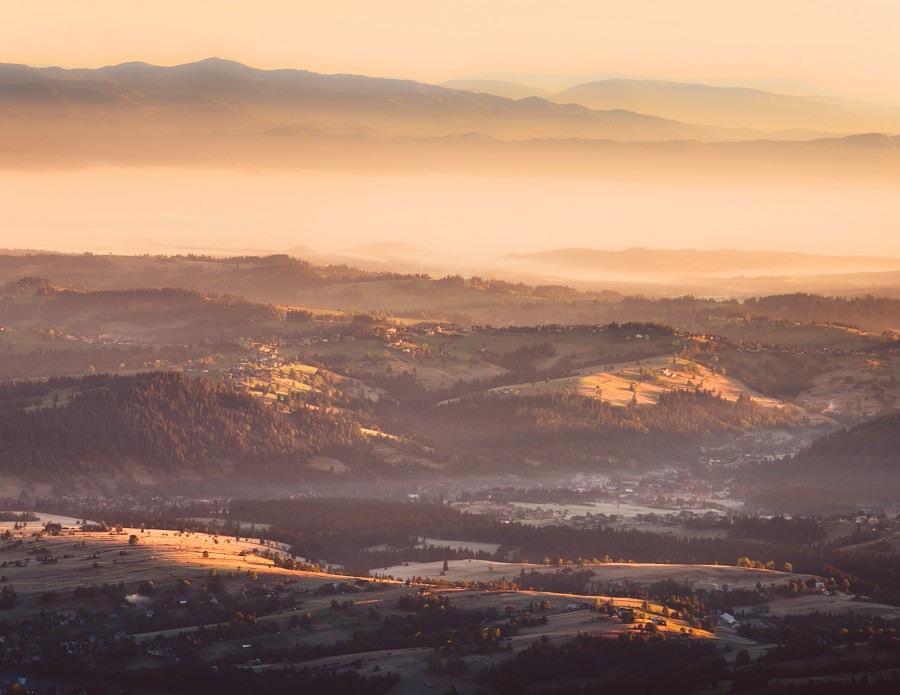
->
[2, 3, 900, 693]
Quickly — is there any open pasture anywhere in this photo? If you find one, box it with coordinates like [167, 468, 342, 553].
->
[476, 354, 828, 423]
[708, 320, 878, 351]
[0, 521, 361, 619]
[377, 558, 797, 593]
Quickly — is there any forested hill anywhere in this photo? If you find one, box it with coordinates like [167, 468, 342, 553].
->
[387, 389, 796, 467]
[745, 414, 900, 511]
[793, 413, 900, 472]
[0, 372, 343, 479]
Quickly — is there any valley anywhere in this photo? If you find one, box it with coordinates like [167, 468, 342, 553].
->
[0, 252, 897, 693]
[4, 6, 900, 691]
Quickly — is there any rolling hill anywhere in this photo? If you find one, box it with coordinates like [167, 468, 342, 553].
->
[794, 414, 900, 473]
[549, 79, 900, 134]
[0, 372, 373, 484]
[745, 414, 900, 512]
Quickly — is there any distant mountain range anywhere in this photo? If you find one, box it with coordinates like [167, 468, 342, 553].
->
[444, 78, 900, 135]
[0, 58, 707, 141]
[1, 58, 899, 176]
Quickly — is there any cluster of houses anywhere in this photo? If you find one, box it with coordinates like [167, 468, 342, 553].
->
[452, 471, 739, 528]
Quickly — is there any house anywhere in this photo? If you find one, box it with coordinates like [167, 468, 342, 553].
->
[719, 612, 739, 629]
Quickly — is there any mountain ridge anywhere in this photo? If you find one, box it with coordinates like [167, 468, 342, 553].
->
[0, 58, 709, 142]
[2, 59, 899, 176]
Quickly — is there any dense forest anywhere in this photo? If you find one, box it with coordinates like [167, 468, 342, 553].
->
[793, 414, 900, 473]
[381, 388, 795, 467]
[0, 372, 356, 477]
[741, 415, 900, 510]
[480, 629, 900, 694]
[481, 632, 721, 694]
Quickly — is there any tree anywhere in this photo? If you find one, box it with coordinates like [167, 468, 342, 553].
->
[443, 559, 449, 572]
[782, 562, 793, 573]
[128, 534, 138, 546]
[0, 586, 18, 610]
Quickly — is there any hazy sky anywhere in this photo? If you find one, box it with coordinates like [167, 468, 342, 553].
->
[3, 169, 899, 259]
[3, 2, 898, 264]
[3, 1, 899, 102]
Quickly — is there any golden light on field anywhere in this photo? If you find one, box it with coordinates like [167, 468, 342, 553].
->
[0, 520, 358, 618]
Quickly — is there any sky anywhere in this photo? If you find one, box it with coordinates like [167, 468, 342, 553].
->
[1, 2, 898, 263]
[2, 1, 899, 103]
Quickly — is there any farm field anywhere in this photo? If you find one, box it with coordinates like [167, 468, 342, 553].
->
[307, 328, 677, 391]
[797, 355, 899, 419]
[706, 320, 879, 351]
[253, 588, 722, 695]
[467, 354, 835, 424]
[0, 511, 895, 693]
[0, 520, 355, 620]
[377, 558, 797, 592]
